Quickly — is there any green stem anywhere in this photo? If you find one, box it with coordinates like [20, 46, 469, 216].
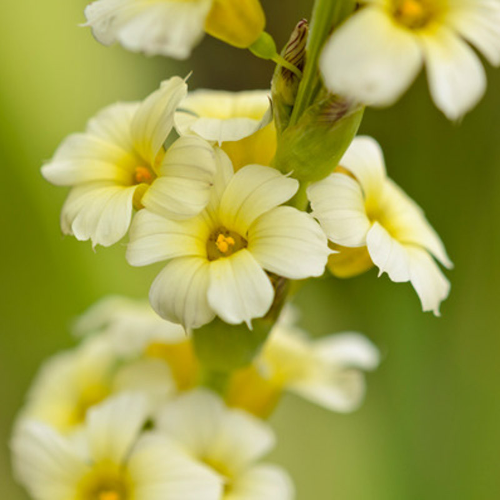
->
[272, 54, 303, 78]
[289, 0, 355, 127]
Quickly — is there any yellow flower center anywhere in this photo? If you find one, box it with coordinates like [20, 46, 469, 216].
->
[78, 462, 131, 500]
[133, 166, 154, 185]
[392, 0, 444, 30]
[207, 228, 247, 260]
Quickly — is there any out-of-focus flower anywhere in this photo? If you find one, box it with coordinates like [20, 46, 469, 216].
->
[227, 306, 380, 417]
[175, 89, 276, 171]
[12, 393, 222, 500]
[42, 77, 216, 247]
[320, 0, 500, 119]
[308, 136, 453, 315]
[127, 151, 330, 329]
[18, 335, 174, 433]
[84, 0, 266, 59]
[75, 296, 200, 391]
[155, 390, 295, 499]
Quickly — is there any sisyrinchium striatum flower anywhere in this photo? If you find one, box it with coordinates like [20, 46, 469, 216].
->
[308, 136, 453, 315]
[42, 77, 216, 247]
[320, 0, 500, 120]
[127, 150, 331, 329]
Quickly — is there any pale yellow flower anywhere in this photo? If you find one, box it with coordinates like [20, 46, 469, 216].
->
[42, 77, 216, 247]
[321, 0, 500, 119]
[308, 136, 453, 315]
[127, 151, 331, 329]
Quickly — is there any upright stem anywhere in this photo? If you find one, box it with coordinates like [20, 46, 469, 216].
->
[289, 0, 355, 127]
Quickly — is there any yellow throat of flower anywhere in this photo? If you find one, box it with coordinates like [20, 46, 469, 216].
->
[78, 462, 131, 500]
[207, 228, 248, 260]
[392, 0, 444, 30]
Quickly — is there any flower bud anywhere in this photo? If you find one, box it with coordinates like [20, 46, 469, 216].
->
[205, 0, 266, 49]
[272, 93, 364, 182]
[272, 20, 309, 134]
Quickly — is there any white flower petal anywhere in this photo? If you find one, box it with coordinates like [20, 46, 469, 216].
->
[307, 173, 371, 247]
[149, 257, 214, 330]
[228, 464, 295, 500]
[87, 392, 150, 464]
[320, 7, 423, 106]
[312, 333, 380, 371]
[219, 165, 298, 234]
[62, 183, 137, 247]
[129, 432, 223, 500]
[449, 0, 500, 66]
[156, 390, 275, 472]
[11, 421, 87, 500]
[143, 136, 216, 219]
[406, 246, 451, 316]
[127, 209, 209, 266]
[208, 249, 274, 326]
[366, 222, 411, 283]
[421, 27, 486, 120]
[132, 77, 188, 165]
[248, 206, 330, 279]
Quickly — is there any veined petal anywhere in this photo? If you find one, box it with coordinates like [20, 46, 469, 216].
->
[127, 209, 209, 266]
[42, 133, 135, 186]
[248, 206, 330, 279]
[228, 464, 295, 500]
[219, 165, 298, 235]
[143, 136, 216, 219]
[149, 257, 214, 330]
[366, 222, 410, 282]
[381, 180, 453, 269]
[156, 390, 275, 473]
[406, 246, 451, 316]
[448, 0, 500, 66]
[339, 136, 387, 203]
[87, 392, 150, 465]
[312, 333, 380, 371]
[11, 421, 88, 500]
[307, 173, 371, 247]
[129, 433, 223, 500]
[62, 183, 137, 247]
[421, 26, 486, 120]
[206, 148, 235, 220]
[208, 249, 274, 326]
[320, 7, 423, 106]
[132, 77, 188, 165]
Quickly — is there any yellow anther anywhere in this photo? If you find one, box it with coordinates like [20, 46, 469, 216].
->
[99, 492, 121, 500]
[134, 166, 153, 185]
[400, 0, 424, 19]
[216, 234, 235, 254]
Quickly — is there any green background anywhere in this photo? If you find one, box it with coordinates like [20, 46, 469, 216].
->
[1, 1, 499, 498]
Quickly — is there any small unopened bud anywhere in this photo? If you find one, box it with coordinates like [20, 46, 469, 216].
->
[272, 92, 364, 182]
[272, 20, 309, 134]
[205, 0, 265, 49]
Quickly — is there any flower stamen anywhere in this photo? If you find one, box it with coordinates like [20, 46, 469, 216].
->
[134, 166, 154, 185]
[216, 234, 236, 254]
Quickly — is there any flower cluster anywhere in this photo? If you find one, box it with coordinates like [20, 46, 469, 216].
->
[13, 0, 500, 498]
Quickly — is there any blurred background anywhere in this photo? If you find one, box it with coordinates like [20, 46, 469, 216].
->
[1, 0, 499, 498]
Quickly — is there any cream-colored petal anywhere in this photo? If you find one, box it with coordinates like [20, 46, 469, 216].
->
[116, 1, 212, 59]
[339, 135, 387, 203]
[87, 392, 150, 465]
[149, 257, 214, 330]
[248, 206, 330, 279]
[132, 77, 188, 165]
[156, 390, 275, 473]
[421, 27, 486, 120]
[320, 7, 423, 106]
[143, 136, 216, 219]
[366, 222, 410, 282]
[219, 165, 298, 235]
[208, 249, 274, 327]
[62, 183, 137, 247]
[406, 246, 451, 316]
[381, 180, 453, 269]
[11, 421, 88, 500]
[129, 432, 223, 500]
[307, 173, 371, 247]
[449, 0, 500, 66]
[228, 464, 295, 500]
[127, 209, 209, 266]
[205, 148, 235, 221]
